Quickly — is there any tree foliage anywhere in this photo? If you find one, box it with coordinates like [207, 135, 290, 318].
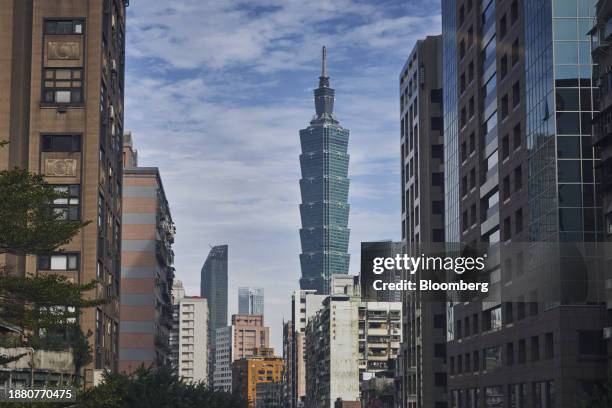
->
[0, 168, 88, 255]
[0, 142, 97, 370]
[78, 366, 248, 408]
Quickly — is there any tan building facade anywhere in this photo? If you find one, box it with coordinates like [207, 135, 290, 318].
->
[0, 0, 127, 386]
[119, 133, 175, 373]
[232, 314, 270, 360]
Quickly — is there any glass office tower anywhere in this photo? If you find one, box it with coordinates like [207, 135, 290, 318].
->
[238, 287, 264, 316]
[299, 47, 350, 295]
[442, 0, 607, 406]
[201, 244, 228, 380]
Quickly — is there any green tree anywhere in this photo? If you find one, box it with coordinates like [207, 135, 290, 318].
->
[0, 140, 97, 371]
[0, 168, 87, 255]
[77, 366, 248, 408]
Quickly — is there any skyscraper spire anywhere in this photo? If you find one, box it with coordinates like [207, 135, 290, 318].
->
[319, 46, 330, 89]
[299, 46, 350, 294]
[322, 46, 328, 78]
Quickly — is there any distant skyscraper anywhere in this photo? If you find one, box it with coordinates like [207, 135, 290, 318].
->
[200, 244, 228, 381]
[238, 287, 264, 316]
[299, 46, 351, 294]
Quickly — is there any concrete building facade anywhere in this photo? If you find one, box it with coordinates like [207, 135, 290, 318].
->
[119, 132, 175, 373]
[305, 294, 360, 408]
[213, 314, 271, 392]
[177, 296, 208, 383]
[0, 0, 127, 386]
[286, 289, 326, 408]
[213, 326, 233, 391]
[396, 35, 448, 408]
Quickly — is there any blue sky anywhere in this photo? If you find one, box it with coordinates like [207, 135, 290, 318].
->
[125, 0, 441, 350]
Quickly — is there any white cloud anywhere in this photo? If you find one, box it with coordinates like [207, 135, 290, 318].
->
[125, 0, 440, 351]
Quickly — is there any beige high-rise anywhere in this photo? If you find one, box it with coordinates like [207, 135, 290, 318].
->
[0, 0, 127, 386]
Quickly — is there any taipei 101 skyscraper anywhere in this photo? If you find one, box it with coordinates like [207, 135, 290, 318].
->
[298, 47, 350, 294]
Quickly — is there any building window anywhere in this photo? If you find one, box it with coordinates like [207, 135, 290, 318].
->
[545, 332, 554, 359]
[510, 0, 518, 25]
[509, 384, 525, 408]
[513, 123, 522, 149]
[501, 54, 508, 78]
[531, 336, 540, 361]
[513, 81, 521, 107]
[468, 61, 474, 83]
[41, 134, 81, 152]
[51, 185, 81, 220]
[501, 94, 509, 119]
[500, 15, 508, 38]
[44, 19, 84, 35]
[515, 208, 523, 234]
[502, 135, 510, 159]
[578, 330, 606, 355]
[506, 342, 514, 365]
[503, 176, 511, 200]
[483, 346, 502, 370]
[518, 339, 526, 363]
[38, 253, 79, 270]
[515, 166, 523, 191]
[512, 39, 520, 65]
[469, 132, 475, 153]
[43, 68, 83, 104]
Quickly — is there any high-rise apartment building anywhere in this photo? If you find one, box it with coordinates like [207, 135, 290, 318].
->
[0, 0, 127, 386]
[177, 296, 208, 383]
[170, 279, 185, 371]
[286, 289, 326, 408]
[213, 314, 271, 391]
[119, 132, 175, 373]
[396, 35, 448, 408]
[238, 286, 265, 316]
[299, 47, 351, 294]
[201, 244, 228, 380]
[442, 0, 607, 407]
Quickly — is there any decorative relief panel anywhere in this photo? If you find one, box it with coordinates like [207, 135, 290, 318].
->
[47, 41, 80, 60]
[44, 158, 78, 177]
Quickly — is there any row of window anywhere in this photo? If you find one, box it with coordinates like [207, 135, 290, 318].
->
[450, 333, 554, 376]
[450, 380, 553, 408]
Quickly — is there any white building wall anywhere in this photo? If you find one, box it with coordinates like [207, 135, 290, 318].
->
[327, 299, 360, 405]
[178, 297, 208, 384]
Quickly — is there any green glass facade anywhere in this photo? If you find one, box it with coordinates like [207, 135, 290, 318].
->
[526, 0, 601, 243]
[299, 47, 350, 294]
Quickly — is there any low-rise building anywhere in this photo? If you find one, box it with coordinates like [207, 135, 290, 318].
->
[232, 352, 283, 408]
[358, 302, 402, 378]
[213, 314, 271, 391]
[255, 381, 284, 408]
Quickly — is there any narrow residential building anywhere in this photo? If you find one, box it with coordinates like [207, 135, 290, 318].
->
[119, 132, 175, 373]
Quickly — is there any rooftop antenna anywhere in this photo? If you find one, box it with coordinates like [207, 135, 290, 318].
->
[321, 46, 328, 78]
